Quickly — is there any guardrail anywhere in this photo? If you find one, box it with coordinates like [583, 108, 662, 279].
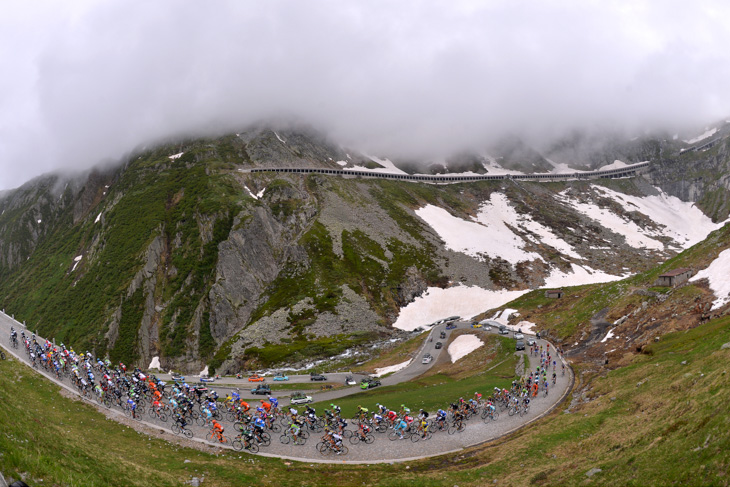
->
[242, 161, 649, 184]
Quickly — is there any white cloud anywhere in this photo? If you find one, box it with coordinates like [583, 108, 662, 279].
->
[1, 1, 730, 188]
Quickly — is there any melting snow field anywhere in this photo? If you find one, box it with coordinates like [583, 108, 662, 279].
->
[344, 155, 408, 175]
[148, 356, 161, 370]
[374, 359, 412, 377]
[690, 249, 730, 309]
[448, 335, 483, 363]
[392, 286, 528, 331]
[557, 186, 724, 250]
[199, 366, 209, 377]
[684, 127, 717, 144]
[168, 152, 184, 160]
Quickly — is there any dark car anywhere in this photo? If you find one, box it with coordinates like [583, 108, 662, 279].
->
[445, 323, 457, 330]
[440, 331, 447, 339]
[515, 340, 525, 351]
[310, 373, 328, 381]
[251, 384, 271, 395]
[435, 341, 443, 349]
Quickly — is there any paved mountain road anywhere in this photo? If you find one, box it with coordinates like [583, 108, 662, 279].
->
[0, 311, 573, 464]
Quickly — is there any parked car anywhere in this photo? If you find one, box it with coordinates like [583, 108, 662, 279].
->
[472, 322, 482, 328]
[499, 325, 509, 335]
[171, 374, 185, 382]
[435, 341, 443, 349]
[514, 333, 524, 340]
[251, 384, 271, 395]
[273, 374, 289, 381]
[422, 353, 433, 364]
[248, 374, 265, 382]
[360, 377, 382, 389]
[515, 340, 525, 351]
[310, 373, 328, 381]
[440, 331, 447, 339]
[345, 375, 357, 385]
[199, 375, 215, 383]
[445, 322, 457, 330]
[526, 337, 537, 347]
[290, 391, 313, 405]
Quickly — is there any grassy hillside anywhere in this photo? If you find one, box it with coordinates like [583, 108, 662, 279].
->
[2, 312, 730, 486]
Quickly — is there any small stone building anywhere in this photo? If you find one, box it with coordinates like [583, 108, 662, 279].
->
[656, 268, 693, 287]
[544, 289, 564, 299]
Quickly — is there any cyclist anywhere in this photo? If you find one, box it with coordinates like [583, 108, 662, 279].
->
[330, 403, 341, 417]
[212, 420, 225, 442]
[127, 396, 137, 419]
[394, 417, 408, 439]
[436, 409, 447, 429]
[268, 395, 279, 414]
[356, 405, 369, 422]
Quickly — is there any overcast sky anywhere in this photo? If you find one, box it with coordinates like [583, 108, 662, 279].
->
[1, 1, 729, 189]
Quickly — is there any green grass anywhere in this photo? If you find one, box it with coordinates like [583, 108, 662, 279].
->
[309, 335, 518, 417]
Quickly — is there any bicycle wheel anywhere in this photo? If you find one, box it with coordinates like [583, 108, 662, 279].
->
[221, 435, 232, 445]
[387, 430, 399, 441]
[447, 425, 457, 435]
[269, 423, 282, 433]
[159, 413, 167, 422]
[226, 412, 236, 422]
[348, 434, 360, 445]
[259, 432, 271, 447]
[338, 445, 348, 456]
[247, 442, 259, 454]
[317, 442, 330, 456]
[279, 434, 290, 444]
[410, 432, 421, 443]
[493, 411, 499, 420]
[183, 428, 193, 439]
[171, 423, 181, 435]
[424, 431, 433, 441]
[342, 429, 353, 438]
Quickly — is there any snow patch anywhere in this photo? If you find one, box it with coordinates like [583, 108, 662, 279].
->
[336, 160, 347, 166]
[448, 335, 484, 363]
[37, 219, 42, 224]
[416, 200, 543, 265]
[374, 359, 412, 377]
[599, 160, 628, 171]
[245, 186, 266, 200]
[148, 356, 161, 370]
[557, 186, 724, 251]
[684, 127, 717, 144]
[544, 264, 627, 288]
[690, 249, 730, 309]
[513, 320, 538, 335]
[199, 366, 209, 377]
[94, 212, 102, 224]
[168, 152, 184, 160]
[601, 328, 617, 343]
[274, 131, 286, 144]
[74, 255, 83, 262]
[392, 286, 527, 331]
[344, 155, 408, 175]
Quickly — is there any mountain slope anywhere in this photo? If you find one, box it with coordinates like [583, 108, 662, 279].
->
[0, 125, 728, 373]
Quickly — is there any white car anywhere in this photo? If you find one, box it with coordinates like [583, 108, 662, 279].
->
[422, 354, 433, 364]
[514, 333, 524, 340]
[290, 392, 313, 405]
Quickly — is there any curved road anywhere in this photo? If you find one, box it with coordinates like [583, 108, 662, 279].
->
[0, 311, 573, 464]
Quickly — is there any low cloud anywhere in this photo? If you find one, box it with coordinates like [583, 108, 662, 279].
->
[1, 0, 729, 188]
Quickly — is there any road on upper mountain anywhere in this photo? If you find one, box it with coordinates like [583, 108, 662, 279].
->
[0, 311, 573, 464]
